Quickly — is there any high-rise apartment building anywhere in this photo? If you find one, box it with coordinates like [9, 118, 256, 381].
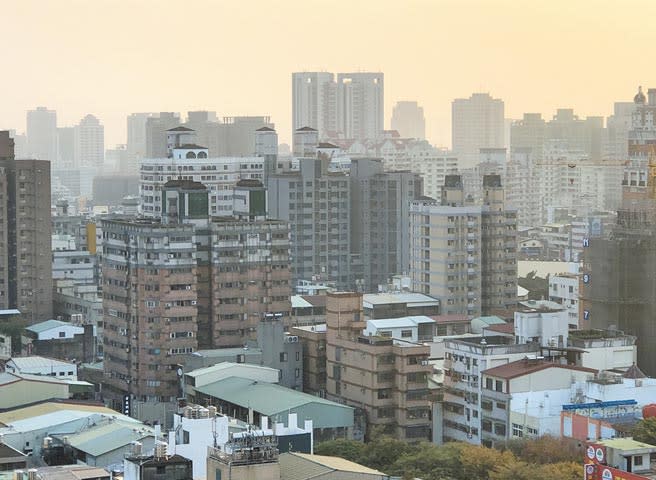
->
[409, 175, 517, 318]
[74, 114, 105, 170]
[510, 113, 546, 161]
[337, 72, 384, 141]
[324, 292, 433, 442]
[452, 93, 504, 169]
[268, 156, 351, 289]
[350, 158, 423, 292]
[102, 178, 292, 420]
[292, 72, 337, 138]
[0, 131, 53, 323]
[390, 101, 426, 140]
[26, 107, 57, 162]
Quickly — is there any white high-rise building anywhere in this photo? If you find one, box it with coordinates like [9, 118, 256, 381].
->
[26, 106, 57, 162]
[452, 93, 504, 169]
[74, 114, 105, 170]
[391, 101, 426, 139]
[292, 72, 337, 138]
[337, 72, 384, 141]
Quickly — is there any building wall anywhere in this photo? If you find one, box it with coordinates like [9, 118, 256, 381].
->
[0, 379, 70, 409]
[102, 219, 198, 410]
[0, 142, 53, 323]
[268, 159, 351, 289]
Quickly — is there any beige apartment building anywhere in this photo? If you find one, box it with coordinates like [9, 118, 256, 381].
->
[409, 174, 517, 318]
[325, 292, 433, 442]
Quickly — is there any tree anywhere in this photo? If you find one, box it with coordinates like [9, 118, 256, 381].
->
[314, 439, 364, 463]
[0, 314, 27, 355]
[503, 435, 583, 464]
[633, 417, 656, 445]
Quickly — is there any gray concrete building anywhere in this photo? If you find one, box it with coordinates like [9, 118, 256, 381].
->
[268, 156, 351, 289]
[350, 158, 423, 292]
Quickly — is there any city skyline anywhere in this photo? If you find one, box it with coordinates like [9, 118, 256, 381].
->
[1, 0, 653, 147]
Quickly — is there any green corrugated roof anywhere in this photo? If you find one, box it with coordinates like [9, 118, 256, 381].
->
[599, 438, 656, 451]
[196, 377, 353, 425]
[61, 420, 154, 457]
[25, 319, 75, 334]
[473, 316, 506, 325]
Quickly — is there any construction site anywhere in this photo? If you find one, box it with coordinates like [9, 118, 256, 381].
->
[581, 140, 656, 376]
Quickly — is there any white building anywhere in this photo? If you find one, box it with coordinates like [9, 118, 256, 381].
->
[52, 250, 97, 285]
[4, 356, 77, 380]
[480, 360, 597, 446]
[363, 316, 436, 344]
[452, 93, 504, 169]
[292, 72, 337, 138]
[24, 319, 85, 341]
[549, 274, 580, 328]
[168, 407, 312, 479]
[514, 300, 569, 348]
[441, 335, 540, 444]
[139, 145, 264, 216]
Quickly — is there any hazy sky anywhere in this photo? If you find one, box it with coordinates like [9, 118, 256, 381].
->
[1, 0, 654, 147]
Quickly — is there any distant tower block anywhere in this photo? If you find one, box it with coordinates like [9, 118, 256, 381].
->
[293, 127, 318, 157]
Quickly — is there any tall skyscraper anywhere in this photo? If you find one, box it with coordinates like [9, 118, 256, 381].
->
[74, 114, 105, 170]
[390, 101, 426, 139]
[510, 113, 546, 161]
[337, 72, 384, 141]
[292, 72, 337, 138]
[0, 131, 53, 324]
[26, 107, 57, 162]
[452, 93, 505, 169]
[56, 127, 75, 169]
[127, 112, 160, 175]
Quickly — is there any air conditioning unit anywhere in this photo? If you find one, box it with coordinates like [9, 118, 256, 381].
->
[191, 300, 197, 305]
[185, 285, 192, 290]
[420, 360, 429, 366]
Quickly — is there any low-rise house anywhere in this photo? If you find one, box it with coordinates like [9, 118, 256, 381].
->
[4, 356, 77, 380]
[279, 452, 389, 480]
[22, 320, 96, 363]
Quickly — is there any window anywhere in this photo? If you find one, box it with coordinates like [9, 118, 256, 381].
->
[401, 330, 412, 338]
[296, 352, 300, 361]
[295, 368, 300, 378]
[512, 423, 523, 437]
[59, 331, 66, 338]
[481, 419, 492, 432]
[481, 399, 493, 411]
[634, 456, 644, 466]
[496, 401, 506, 410]
[495, 380, 503, 392]
[494, 423, 506, 436]
[377, 388, 392, 399]
[485, 378, 493, 390]
[279, 352, 288, 362]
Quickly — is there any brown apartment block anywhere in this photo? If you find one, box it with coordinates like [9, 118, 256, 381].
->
[102, 218, 198, 412]
[325, 292, 433, 442]
[102, 180, 292, 419]
[0, 131, 52, 323]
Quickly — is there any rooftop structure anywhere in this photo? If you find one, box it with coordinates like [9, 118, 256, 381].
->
[279, 452, 388, 480]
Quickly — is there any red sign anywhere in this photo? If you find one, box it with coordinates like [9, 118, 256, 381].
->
[585, 465, 650, 480]
[585, 443, 607, 465]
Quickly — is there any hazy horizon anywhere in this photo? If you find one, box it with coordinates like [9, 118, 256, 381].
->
[1, 0, 654, 147]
